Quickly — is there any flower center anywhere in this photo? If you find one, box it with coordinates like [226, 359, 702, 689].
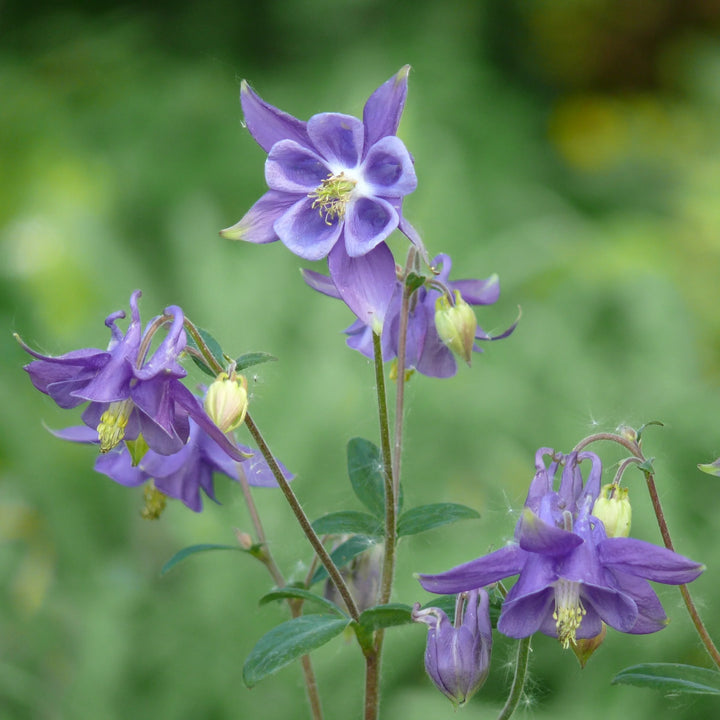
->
[309, 172, 356, 225]
[97, 399, 134, 453]
[553, 579, 587, 649]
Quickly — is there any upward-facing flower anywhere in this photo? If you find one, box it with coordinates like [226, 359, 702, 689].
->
[419, 449, 704, 648]
[18, 291, 246, 462]
[221, 67, 418, 327]
[303, 253, 515, 378]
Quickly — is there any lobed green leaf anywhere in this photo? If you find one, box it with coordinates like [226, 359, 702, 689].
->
[347, 438, 386, 518]
[243, 615, 350, 687]
[160, 543, 250, 576]
[312, 510, 383, 537]
[611, 663, 720, 695]
[259, 587, 347, 616]
[397, 502, 480, 537]
[235, 351, 277, 372]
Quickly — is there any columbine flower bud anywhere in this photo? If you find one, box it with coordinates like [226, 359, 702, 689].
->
[412, 588, 492, 707]
[434, 290, 477, 366]
[592, 483, 632, 538]
[325, 540, 383, 614]
[204, 371, 248, 433]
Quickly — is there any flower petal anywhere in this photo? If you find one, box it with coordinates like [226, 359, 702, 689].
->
[343, 196, 398, 257]
[240, 80, 310, 153]
[220, 190, 298, 244]
[95, 447, 148, 488]
[598, 537, 705, 584]
[361, 136, 417, 197]
[328, 241, 396, 332]
[362, 65, 410, 150]
[266, 140, 329, 193]
[307, 113, 364, 169]
[418, 545, 525, 594]
[301, 268, 341, 299]
[498, 588, 554, 638]
[517, 508, 584, 556]
[609, 570, 669, 634]
[451, 275, 500, 306]
[275, 196, 342, 260]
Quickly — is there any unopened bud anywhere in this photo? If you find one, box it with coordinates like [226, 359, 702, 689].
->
[593, 483, 632, 538]
[141, 483, 167, 520]
[434, 290, 477, 365]
[234, 529, 254, 550]
[204, 371, 248, 433]
[413, 588, 492, 706]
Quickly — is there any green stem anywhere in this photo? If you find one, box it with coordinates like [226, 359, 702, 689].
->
[244, 412, 360, 621]
[373, 331, 396, 607]
[496, 636, 531, 720]
[392, 247, 415, 507]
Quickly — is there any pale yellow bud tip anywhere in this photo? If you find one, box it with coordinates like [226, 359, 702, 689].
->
[434, 290, 477, 365]
[204, 372, 249, 433]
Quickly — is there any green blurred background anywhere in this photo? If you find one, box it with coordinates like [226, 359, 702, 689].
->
[2, 1, 720, 718]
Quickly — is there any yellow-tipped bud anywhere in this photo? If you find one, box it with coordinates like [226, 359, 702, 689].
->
[593, 483, 632, 538]
[434, 290, 477, 365]
[204, 371, 248, 433]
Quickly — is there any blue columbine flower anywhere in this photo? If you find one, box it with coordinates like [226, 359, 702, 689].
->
[18, 291, 246, 462]
[66, 415, 290, 512]
[419, 449, 704, 648]
[221, 67, 419, 329]
[303, 253, 515, 378]
[412, 589, 492, 706]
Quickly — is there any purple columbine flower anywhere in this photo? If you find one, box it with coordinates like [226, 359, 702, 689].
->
[18, 291, 246, 462]
[419, 449, 704, 648]
[69, 416, 290, 513]
[412, 589, 492, 706]
[303, 253, 516, 378]
[220, 67, 419, 329]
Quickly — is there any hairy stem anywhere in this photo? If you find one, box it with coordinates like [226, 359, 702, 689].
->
[244, 412, 360, 620]
[496, 636, 531, 720]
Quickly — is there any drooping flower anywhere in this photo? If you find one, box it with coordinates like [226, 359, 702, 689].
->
[419, 449, 704, 648]
[303, 253, 516, 378]
[58, 415, 291, 513]
[221, 67, 418, 327]
[412, 589, 493, 706]
[18, 291, 246, 461]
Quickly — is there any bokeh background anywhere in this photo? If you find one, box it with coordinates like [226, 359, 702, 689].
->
[2, 1, 720, 718]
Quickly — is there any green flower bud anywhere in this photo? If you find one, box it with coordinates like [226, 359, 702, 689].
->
[204, 371, 248, 433]
[434, 290, 477, 366]
[593, 483, 632, 538]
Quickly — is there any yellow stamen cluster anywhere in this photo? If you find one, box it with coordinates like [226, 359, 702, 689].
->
[309, 172, 356, 225]
[97, 399, 134, 453]
[553, 579, 587, 649]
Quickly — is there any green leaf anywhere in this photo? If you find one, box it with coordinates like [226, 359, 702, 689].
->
[637, 457, 655, 474]
[185, 328, 225, 377]
[357, 603, 413, 632]
[160, 544, 248, 576]
[347, 438, 386, 518]
[243, 615, 351, 687]
[612, 663, 720, 695]
[259, 587, 347, 616]
[312, 511, 383, 537]
[310, 535, 376, 586]
[235, 351, 277, 372]
[397, 503, 480, 537]
[405, 272, 426, 294]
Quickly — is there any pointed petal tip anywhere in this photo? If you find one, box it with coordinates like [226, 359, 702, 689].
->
[219, 222, 245, 241]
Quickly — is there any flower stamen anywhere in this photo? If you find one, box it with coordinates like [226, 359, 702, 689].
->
[553, 579, 587, 649]
[309, 172, 356, 225]
[97, 399, 134, 453]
